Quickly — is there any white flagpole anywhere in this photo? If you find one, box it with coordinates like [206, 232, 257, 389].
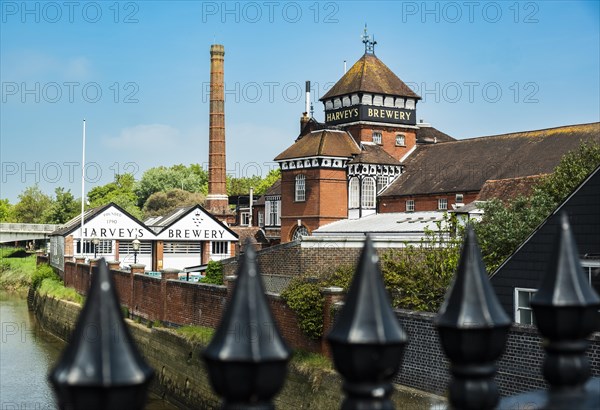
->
[80, 119, 86, 255]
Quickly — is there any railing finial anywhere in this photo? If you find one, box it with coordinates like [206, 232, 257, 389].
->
[327, 235, 408, 409]
[203, 239, 291, 409]
[435, 225, 511, 409]
[48, 258, 154, 410]
[531, 212, 600, 389]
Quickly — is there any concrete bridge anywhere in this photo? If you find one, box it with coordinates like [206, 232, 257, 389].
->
[0, 223, 59, 243]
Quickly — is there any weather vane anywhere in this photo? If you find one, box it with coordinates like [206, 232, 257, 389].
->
[362, 24, 377, 54]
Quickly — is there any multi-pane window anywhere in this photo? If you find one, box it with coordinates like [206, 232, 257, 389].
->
[268, 200, 280, 226]
[438, 198, 448, 210]
[376, 175, 389, 194]
[395, 134, 406, 146]
[76, 239, 112, 254]
[292, 225, 309, 241]
[240, 212, 250, 226]
[515, 288, 537, 325]
[258, 212, 264, 227]
[211, 241, 228, 255]
[372, 132, 382, 144]
[295, 174, 306, 202]
[348, 177, 359, 208]
[406, 199, 415, 212]
[361, 178, 376, 208]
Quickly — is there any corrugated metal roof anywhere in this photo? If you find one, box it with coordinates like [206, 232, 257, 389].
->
[313, 211, 448, 235]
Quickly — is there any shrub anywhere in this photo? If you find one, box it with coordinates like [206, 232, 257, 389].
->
[281, 279, 324, 340]
[31, 264, 58, 290]
[200, 260, 223, 285]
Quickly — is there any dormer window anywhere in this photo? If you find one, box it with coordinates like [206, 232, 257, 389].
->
[372, 132, 382, 144]
[395, 134, 406, 146]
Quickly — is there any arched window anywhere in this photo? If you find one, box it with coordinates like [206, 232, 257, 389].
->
[362, 178, 376, 208]
[295, 174, 306, 202]
[348, 177, 359, 208]
[291, 225, 309, 241]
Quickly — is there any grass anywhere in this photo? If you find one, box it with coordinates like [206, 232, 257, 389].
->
[37, 276, 84, 304]
[0, 247, 36, 292]
[175, 325, 216, 345]
[291, 350, 333, 372]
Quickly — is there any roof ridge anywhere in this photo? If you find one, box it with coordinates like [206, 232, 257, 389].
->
[458, 122, 600, 142]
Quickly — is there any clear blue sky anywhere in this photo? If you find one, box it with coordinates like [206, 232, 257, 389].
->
[1, 1, 599, 203]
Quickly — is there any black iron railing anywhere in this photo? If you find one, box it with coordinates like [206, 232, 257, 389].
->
[48, 213, 599, 409]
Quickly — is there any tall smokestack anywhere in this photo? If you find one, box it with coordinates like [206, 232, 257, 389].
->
[300, 80, 310, 132]
[206, 44, 229, 215]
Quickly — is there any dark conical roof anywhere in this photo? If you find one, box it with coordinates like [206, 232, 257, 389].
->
[320, 53, 420, 101]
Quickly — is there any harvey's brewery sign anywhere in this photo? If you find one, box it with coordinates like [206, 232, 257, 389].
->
[325, 105, 416, 126]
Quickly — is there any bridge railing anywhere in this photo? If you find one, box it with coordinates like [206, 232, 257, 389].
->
[48, 213, 599, 409]
[0, 223, 58, 233]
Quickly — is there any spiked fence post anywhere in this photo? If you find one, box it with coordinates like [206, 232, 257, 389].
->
[203, 240, 291, 409]
[530, 213, 600, 390]
[327, 236, 408, 410]
[48, 258, 154, 410]
[435, 225, 511, 410]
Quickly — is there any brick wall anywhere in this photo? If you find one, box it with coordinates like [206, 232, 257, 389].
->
[221, 241, 362, 279]
[380, 191, 479, 213]
[165, 281, 227, 328]
[132, 275, 162, 320]
[393, 309, 600, 397]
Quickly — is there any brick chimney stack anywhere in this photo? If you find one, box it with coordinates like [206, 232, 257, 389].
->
[206, 44, 230, 216]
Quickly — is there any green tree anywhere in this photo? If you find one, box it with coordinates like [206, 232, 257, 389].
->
[43, 188, 80, 224]
[226, 174, 263, 196]
[476, 140, 600, 273]
[254, 168, 281, 195]
[135, 164, 208, 207]
[0, 199, 13, 222]
[12, 185, 53, 223]
[143, 188, 206, 217]
[88, 174, 142, 219]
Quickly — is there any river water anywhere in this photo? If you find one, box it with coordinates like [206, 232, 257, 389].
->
[0, 291, 177, 410]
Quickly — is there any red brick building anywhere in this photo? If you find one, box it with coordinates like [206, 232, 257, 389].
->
[273, 35, 600, 243]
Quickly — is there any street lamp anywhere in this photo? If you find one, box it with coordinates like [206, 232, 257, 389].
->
[132, 237, 141, 264]
[92, 236, 100, 259]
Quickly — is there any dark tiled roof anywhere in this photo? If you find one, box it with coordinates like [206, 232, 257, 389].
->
[274, 129, 361, 161]
[348, 143, 401, 165]
[320, 54, 420, 100]
[477, 174, 547, 201]
[230, 227, 269, 246]
[416, 125, 455, 143]
[145, 206, 194, 229]
[381, 123, 600, 197]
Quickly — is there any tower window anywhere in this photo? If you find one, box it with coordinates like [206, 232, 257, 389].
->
[295, 174, 306, 202]
[349, 177, 359, 208]
[395, 134, 406, 146]
[361, 178, 376, 208]
[372, 132, 382, 144]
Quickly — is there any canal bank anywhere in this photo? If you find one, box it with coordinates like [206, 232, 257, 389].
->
[29, 289, 445, 409]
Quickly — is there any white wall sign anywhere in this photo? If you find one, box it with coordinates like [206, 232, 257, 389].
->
[77, 205, 154, 240]
[155, 207, 237, 241]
